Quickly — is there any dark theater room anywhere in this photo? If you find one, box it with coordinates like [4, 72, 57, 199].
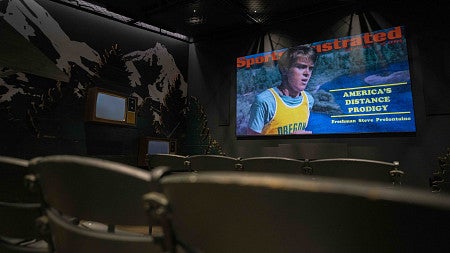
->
[1, 0, 449, 252]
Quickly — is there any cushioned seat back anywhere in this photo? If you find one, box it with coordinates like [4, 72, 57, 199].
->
[240, 156, 306, 174]
[147, 154, 189, 171]
[188, 154, 241, 171]
[158, 172, 450, 253]
[30, 155, 152, 226]
[308, 158, 404, 185]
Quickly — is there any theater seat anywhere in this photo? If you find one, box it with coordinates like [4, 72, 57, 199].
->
[305, 158, 404, 185]
[29, 155, 164, 253]
[0, 156, 48, 253]
[145, 172, 450, 253]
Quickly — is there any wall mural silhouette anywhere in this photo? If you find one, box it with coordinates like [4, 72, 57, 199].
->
[0, 0, 223, 159]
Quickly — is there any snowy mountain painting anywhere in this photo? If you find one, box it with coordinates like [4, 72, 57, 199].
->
[0, 0, 188, 143]
[124, 43, 188, 123]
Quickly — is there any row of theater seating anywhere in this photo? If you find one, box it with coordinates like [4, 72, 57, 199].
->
[147, 154, 405, 185]
[1, 154, 450, 253]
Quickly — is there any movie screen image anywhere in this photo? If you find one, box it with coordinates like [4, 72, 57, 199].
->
[236, 26, 416, 137]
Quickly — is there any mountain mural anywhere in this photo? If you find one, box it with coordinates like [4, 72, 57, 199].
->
[124, 43, 188, 123]
[1, 0, 100, 76]
[0, 0, 194, 159]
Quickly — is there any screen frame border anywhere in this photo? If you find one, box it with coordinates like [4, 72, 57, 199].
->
[85, 86, 136, 127]
[235, 26, 418, 139]
[137, 137, 177, 167]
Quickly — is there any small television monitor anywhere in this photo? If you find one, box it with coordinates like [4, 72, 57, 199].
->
[85, 87, 137, 126]
[236, 26, 416, 137]
[137, 137, 177, 166]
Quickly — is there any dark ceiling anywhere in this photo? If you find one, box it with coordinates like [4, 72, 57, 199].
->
[60, 0, 360, 42]
[55, 0, 446, 43]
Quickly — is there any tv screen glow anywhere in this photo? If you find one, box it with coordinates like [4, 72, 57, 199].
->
[236, 26, 416, 137]
[95, 92, 126, 122]
[147, 140, 170, 155]
[137, 137, 176, 166]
